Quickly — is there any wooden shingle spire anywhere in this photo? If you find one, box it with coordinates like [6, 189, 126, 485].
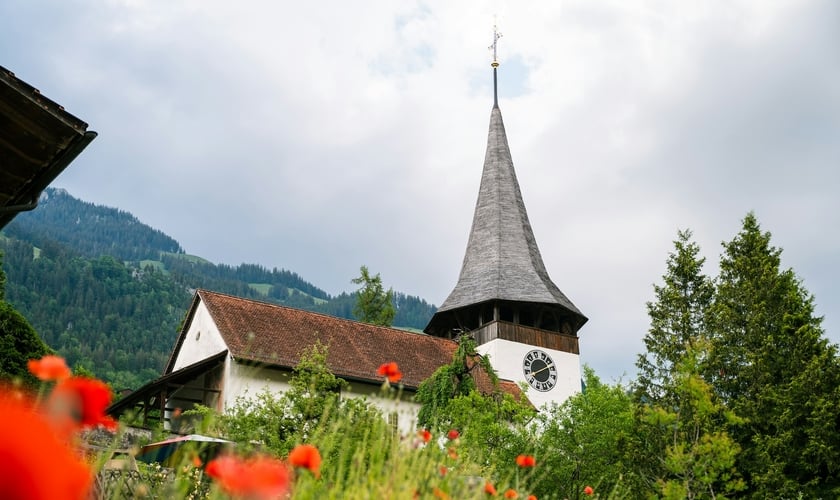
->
[425, 44, 586, 344]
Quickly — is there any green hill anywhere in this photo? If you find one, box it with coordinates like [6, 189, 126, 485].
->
[0, 188, 436, 389]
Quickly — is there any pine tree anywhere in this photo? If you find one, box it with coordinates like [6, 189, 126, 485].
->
[0, 251, 6, 302]
[351, 265, 396, 327]
[635, 229, 714, 406]
[709, 212, 840, 496]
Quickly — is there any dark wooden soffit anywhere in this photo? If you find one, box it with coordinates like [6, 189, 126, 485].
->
[106, 350, 228, 418]
[0, 65, 97, 229]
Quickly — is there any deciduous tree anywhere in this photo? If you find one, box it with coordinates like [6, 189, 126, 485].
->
[351, 265, 396, 327]
[536, 366, 634, 499]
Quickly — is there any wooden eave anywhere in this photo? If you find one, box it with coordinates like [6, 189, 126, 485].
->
[0, 65, 96, 229]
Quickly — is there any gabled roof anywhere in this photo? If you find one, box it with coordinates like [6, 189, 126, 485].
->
[168, 290, 516, 394]
[0, 66, 96, 229]
[433, 105, 586, 324]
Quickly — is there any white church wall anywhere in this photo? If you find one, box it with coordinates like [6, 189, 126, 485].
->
[343, 381, 420, 436]
[477, 338, 581, 410]
[222, 362, 420, 435]
[172, 301, 228, 371]
[224, 362, 294, 409]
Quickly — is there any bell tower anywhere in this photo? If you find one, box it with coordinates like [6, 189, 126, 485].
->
[424, 27, 587, 408]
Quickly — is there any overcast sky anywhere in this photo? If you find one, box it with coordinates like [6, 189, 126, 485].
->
[3, 0, 838, 382]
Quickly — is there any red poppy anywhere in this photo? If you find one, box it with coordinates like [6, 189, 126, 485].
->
[515, 454, 536, 467]
[288, 443, 322, 478]
[27, 355, 72, 381]
[0, 391, 92, 500]
[439, 465, 448, 476]
[484, 481, 497, 496]
[583, 485, 594, 496]
[447, 429, 460, 440]
[504, 489, 519, 498]
[527, 496, 538, 500]
[206, 454, 290, 499]
[447, 447, 458, 459]
[418, 428, 432, 443]
[377, 361, 403, 383]
[48, 377, 117, 431]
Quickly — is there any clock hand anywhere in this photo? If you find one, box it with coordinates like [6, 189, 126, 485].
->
[529, 363, 554, 377]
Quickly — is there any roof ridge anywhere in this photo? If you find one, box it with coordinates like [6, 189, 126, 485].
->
[197, 288, 452, 340]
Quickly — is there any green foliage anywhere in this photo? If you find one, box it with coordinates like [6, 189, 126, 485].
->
[5, 187, 183, 261]
[535, 366, 634, 499]
[707, 212, 840, 496]
[214, 343, 350, 456]
[415, 335, 535, 484]
[638, 343, 745, 499]
[634, 214, 840, 497]
[635, 229, 714, 407]
[0, 250, 6, 301]
[0, 237, 191, 389]
[351, 265, 396, 326]
[0, 301, 50, 384]
[415, 335, 499, 428]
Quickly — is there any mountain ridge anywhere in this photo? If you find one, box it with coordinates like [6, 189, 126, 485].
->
[0, 188, 436, 388]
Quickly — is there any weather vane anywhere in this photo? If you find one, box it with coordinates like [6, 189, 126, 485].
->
[490, 22, 503, 68]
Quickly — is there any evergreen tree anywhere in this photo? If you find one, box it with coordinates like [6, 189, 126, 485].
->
[0, 301, 50, 384]
[0, 251, 6, 301]
[708, 212, 840, 496]
[635, 229, 714, 406]
[351, 265, 396, 327]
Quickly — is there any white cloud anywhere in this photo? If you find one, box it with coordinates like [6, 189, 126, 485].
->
[2, 0, 837, 382]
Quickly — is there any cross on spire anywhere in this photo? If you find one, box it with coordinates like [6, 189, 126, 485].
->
[489, 23, 502, 68]
[489, 23, 503, 107]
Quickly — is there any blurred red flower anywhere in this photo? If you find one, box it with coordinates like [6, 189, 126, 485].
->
[527, 495, 538, 500]
[288, 444, 321, 478]
[0, 392, 92, 500]
[377, 361, 403, 383]
[27, 355, 71, 381]
[504, 488, 518, 498]
[515, 454, 536, 467]
[447, 429, 460, 440]
[206, 454, 290, 499]
[484, 481, 497, 496]
[418, 428, 432, 443]
[584, 485, 594, 495]
[49, 377, 117, 431]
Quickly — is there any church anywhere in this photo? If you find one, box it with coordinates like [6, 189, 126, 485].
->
[108, 46, 587, 431]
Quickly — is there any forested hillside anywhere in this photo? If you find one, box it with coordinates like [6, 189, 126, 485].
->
[0, 188, 436, 389]
[3, 188, 183, 261]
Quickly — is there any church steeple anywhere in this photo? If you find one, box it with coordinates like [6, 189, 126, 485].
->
[425, 37, 587, 350]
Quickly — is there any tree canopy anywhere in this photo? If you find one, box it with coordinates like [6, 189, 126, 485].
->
[351, 265, 396, 327]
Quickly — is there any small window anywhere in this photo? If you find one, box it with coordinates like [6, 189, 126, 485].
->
[195, 330, 201, 341]
[499, 305, 514, 322]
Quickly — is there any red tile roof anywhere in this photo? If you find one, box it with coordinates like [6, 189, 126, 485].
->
[169, 290, 520, 397]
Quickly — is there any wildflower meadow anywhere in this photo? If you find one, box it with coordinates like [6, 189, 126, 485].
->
[1, 353, 600, 499]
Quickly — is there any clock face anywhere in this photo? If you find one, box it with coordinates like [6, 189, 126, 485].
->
[522, 349, 557, 392]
